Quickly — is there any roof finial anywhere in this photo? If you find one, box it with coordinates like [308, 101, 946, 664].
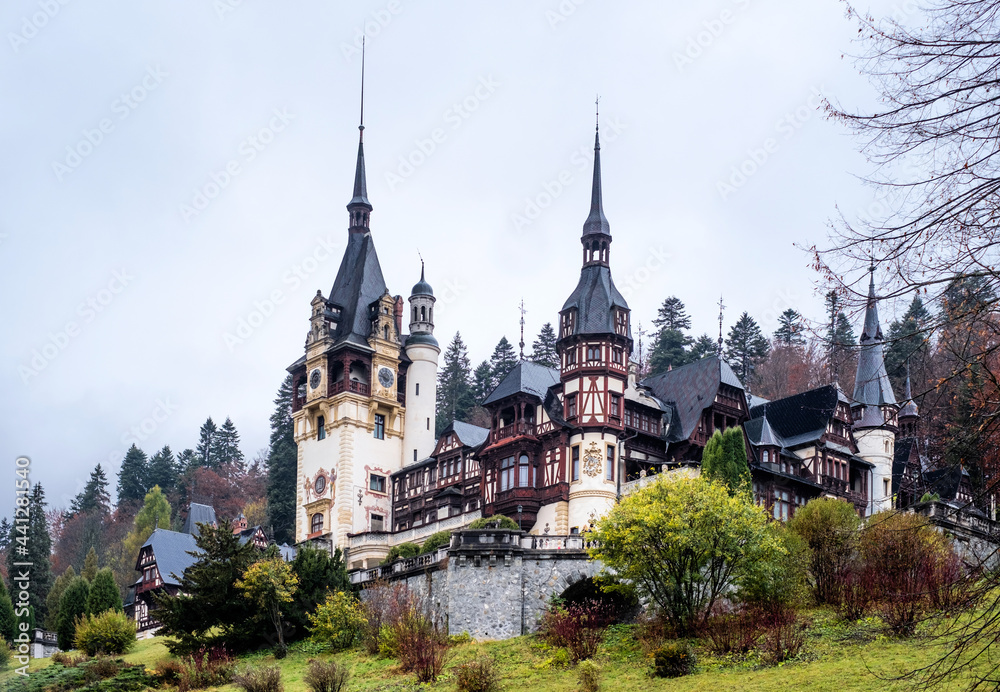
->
[717, 295, 725, 357]
[418, 250, 425, 281]
[519, 299, 527, 361]
[359, 37, 365, 140]
[595, 94, 600, 133]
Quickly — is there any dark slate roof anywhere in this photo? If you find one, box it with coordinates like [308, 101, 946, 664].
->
[892, 437, 920, 495]
[182, 503, 217, 536]
[483, 361, 560, 406]
[327, 231, 388, 349]
[349, 136, 371, 210]
[641, 356, 743, 442]
[411, 263, 433, 297]
[853, 272, 897, 414]
[745, 415, 781, 447]
[278, 544, 297, 562]
[899, 371, 919, 419]
[748, 384, 841, 446]
[582, 129, 611, 238]
[450, 421, 490, 448]
[924, 466, 968, 502]
[561, 265, 630, 337]
[405, 332, 439, 348]
[140, 529, 199, 586]
[236, 526, 265, 546]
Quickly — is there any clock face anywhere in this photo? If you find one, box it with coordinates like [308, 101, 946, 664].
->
[309, 369, 321, 390]
[377, 366, 395, 388]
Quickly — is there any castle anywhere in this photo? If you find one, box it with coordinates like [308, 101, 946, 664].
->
[286, 110, 990, 572]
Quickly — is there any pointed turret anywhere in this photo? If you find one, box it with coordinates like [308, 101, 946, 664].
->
[899, 363, 920, 436]
[347, 128, 372, 232]
[581, 123, 612, 267]
[852, 266, 897, 429]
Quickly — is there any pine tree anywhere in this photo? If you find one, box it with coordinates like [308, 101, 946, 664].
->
[177, 449, 198, 473]
[69, 465, 111, 517]
[885, 294, 932, 391]
[266, 376, 297, 546]
[56, 576, 89, 650]
[85, 568, 122, 615]
[147, 446, 180, 495]
[15, 484, 53, 626]
[489, 337, 519, 387]
[725, 312, 770, 384]
[774, 308, 806, 346]
[0, 518, 10, 553]
[436, 333, 475, 435]
[471, 360, 495, 404]
[530, 323, 559, 368]
[81, 546, 98, 582]
[0, 578, 16, 643]
[653, 296, 692, 332]
[195, 417, 218, 469]
[648, 329, 693, 375]
[825, 291, 857, 383]
[211, 417, 244, 470]
[689, 334, 718, 361]
[44, 566, 76, 631]
[286, 545, 350, 632]
[116, 445, 149, 505]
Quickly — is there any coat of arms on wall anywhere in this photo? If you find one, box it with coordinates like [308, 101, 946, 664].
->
[583, 442, 603, 477]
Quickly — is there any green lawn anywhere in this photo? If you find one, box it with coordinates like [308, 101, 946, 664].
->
[2, 612, 988, 691]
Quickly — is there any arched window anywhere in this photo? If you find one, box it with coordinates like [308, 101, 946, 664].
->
[317, 416, 326, 440]
[412, 307, 417, 322]
[762, 450, 769, 463]
[311, 513, 324, 534]
[518, 454, 530, 487]
[383, 324, 390, 339]
[421, 306, 426, 321]
[429, 307, 433, 322]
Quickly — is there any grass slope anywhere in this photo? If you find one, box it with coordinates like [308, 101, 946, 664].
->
[1, 611, 988, 691]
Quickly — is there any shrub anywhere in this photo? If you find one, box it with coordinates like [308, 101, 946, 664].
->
[758, 607, 806, 665]
[449, 630, 473, 645]
[634, 611, 670, 656]
[177, 645, 235, 692]
[704, 608, 762, 656]
[577, 659, 601, 692]
[392, 608, 448, 682]
[381, 542, 420, 564]
[468, 515, 519, 530]
[307, 591, 367, 650]
[303, 659, 350, 692]
[0, 641, 10, 670]
[837, 565, 873, 621]
[420, 530, 452, 554]
[87, 655, 123, 678]
[550, 647, 571, 668]
[86, 569, 124, 616]
[233, 664, 283, 692]
[739, 523, 811, 611]
[51, 651, 88, 667]
[361, 580, 418, 655]
[787, 497, 860, 606]
[455, 654, 502, 692]
[652, 641, 696, 678]
[154, 658, 185, 685]
[538, 599, 614, 662]
[74, 610, 136, 656]
[56, 576, 91, 650]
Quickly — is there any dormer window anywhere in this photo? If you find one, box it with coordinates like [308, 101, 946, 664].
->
[587, 345, 602, 362]
[615, 309, 629, 336]
[561, 310, 576, 338]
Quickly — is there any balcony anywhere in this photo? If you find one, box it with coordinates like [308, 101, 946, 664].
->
[492, 421, 536, 443]
[820, 475, 848, 494]
[327, 380, 370, 397]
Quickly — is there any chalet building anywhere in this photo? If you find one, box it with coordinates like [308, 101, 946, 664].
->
[291, 97, 994, 570]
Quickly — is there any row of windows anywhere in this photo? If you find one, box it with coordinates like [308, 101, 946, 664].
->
[564, 394, 622, 420]
[411, 305, 433, 323]
[562, 344, 625, 367]
[624, 409, 659, 435]
[310, 512, 385, 535]
[499, 455, 531, 491]
[568, 445, 616, 482]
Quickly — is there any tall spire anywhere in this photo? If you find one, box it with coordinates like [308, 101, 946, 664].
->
[348, 37, 372, 231]
[853, 264, 898, 426]
[582, 96, 611, 241]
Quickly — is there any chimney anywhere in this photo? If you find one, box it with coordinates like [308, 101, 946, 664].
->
[394, 295, 404, 336]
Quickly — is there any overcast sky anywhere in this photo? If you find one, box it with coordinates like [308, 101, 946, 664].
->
[0, 0, 912, 519]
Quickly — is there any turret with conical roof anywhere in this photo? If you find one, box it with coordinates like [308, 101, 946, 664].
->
[852, 267, 898, 430]
[898, 363, 920, 436]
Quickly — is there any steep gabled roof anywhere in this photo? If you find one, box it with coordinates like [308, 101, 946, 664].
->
[853, 271, 897, 415]
[182, 503, 217, 536]
[483, 361, 560, 406]
[892, 437, 920, 495]
[561, 266, 630, 336]
[139, 529, 199, 586]
[327, 233, 388, 350]
[748, 383, 841, 445]
[641, 356, 743, 442]
[449, 421, 490, 448]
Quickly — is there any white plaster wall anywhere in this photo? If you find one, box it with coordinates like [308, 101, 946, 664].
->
[855, 427, 895, 515]
[404, 342, 440, 466]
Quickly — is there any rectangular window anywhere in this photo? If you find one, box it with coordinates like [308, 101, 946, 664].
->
[374, 414, 385, 439]
[519, 456, 530, 487]
[500, 456, 515, 492]
[371, 513, 384, 532]
[370, 474, 386, 493]
[606, 445, 615, 481]
[416, 383, 420, 395]
[572, 446, 581, 481]
[413, 449, 418, 462]
[427, 418, 430, 430]
[610, 394, 620, 418]
[567, 394, 577, 419]
[566, 348, 577, 366]
[612, 347, 623, 364]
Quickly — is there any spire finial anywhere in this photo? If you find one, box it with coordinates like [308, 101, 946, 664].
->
[595, 94, 600, 133]
[717, 295, 725, 357]
[359, 36, 365, 139]
[418, 250, 425, 281]
[519, 299, 527, 360]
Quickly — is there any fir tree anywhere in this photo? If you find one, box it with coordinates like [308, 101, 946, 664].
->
[725, 312, 770, 384]
[266, 376, 297, 546]
[0, 518, 10, 553]
[85, 568, 122, 615]
[701, 427, 750, 493]
[44, 566, 76, 631]
[56, 576, 89, 650]
[436, 333, 474, 435]
[825, 291, 857, 383]
[648, 329, 693, 375]
[471, 360, 494, 404]
[774, 308, 806, 346]
[177, 449, 198, 473]
[489, 337, 519, 387]
[195, 417, 218, 469]
[147, 445, 179, 495]
[116, 445, 149, 505]
[885, 294, 932, 391]
[530, 323, 559, 368]
[0, 579, 15, 643]
[81, 546, 98, 582]
[286, 545, 350, 632]
[69, 465, 111, 517]
[689, 334, 718, 361]
[212, 417, 245, 470]
[13, 484, 53, 625]
[653, 296, 692, 332]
